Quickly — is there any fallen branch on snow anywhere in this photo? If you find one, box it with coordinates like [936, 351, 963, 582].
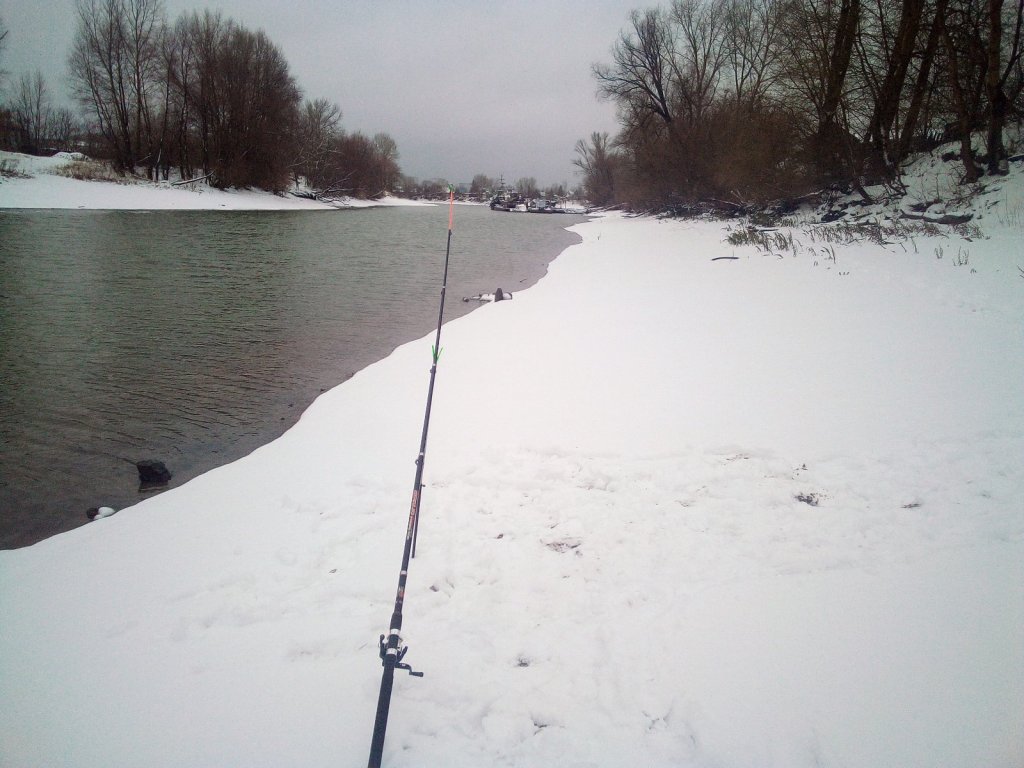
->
[899, 211, 973, 225]
[172, 173, 213, 186]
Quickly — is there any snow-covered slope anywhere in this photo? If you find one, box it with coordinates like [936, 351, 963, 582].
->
[1, 153, 1022, 767]
[0, 151, 428, 210]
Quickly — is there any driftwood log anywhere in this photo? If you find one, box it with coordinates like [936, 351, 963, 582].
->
[899, 211, 973, 225]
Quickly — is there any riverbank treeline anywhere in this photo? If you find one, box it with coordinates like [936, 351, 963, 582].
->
[0, 1, 400, 196]
[576, 0, 1024, 211]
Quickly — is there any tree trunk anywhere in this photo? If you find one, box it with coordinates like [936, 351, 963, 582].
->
[868, 0, 926, 165]
[985, 0, 1008, 175]
[942, 16, 979, 183]
[896, 0, 949, 161]
[816, 0, 861, 182]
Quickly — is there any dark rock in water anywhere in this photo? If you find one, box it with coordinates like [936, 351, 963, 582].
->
[494, 287, 511, 302]
[136, 459, 172, 489]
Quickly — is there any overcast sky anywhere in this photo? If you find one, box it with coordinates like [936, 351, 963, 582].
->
[1, 1, 639, 186]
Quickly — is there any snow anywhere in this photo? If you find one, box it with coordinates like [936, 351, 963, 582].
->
[1, 150, 1023, 768]
[0, 151, 431, 210]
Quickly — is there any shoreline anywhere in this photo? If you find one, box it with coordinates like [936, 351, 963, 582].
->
[0, 150, 432, 211]
[1, 155, 1022, 766]
[1, 200, 579, 549]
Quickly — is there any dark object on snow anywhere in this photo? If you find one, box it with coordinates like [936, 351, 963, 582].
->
[821, 210, 847, 223]
[136, 459, 172, 490]
[900, 211, 973, 225]
[462, 290, 511, 303]
[711, 256, 739, 261]
[86, 505, 117, 520]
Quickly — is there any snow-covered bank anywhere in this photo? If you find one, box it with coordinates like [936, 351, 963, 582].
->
[0, 151, 431, 210]
[1, 179, 1022, 766]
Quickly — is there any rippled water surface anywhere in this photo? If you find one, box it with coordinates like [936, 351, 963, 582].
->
[0, 205, 583, 547]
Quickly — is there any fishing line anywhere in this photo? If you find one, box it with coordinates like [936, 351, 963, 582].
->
[366, 185, 455, 768]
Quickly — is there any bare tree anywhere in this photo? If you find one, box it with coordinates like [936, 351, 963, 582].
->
[372, 132, 400, 193]
[939, 0, 991, 183]
[11, 71, 52, 154]
[544, 182, 568, 199]
[171, 12, 301, 190]
[148, 21, 176, 179]
[68, 0, 166, 173]
[470, 173, 495, 196]
[985, 0, 1024, 174]
[1007, 1, 1024, 111]
[123, 0, 164, 175]
[775, 0, 863, 185]
[668, 0, 729, 123]
[587, 0, 1021, 208]
[863, 0, 927, 167]
[416, 178, 450, 199]
[294, 97, 342, 186]
[162, 14, 192, 178]
[594, 8, 676, 135]
[594, 8, 691, 202]
[820, 0, 861, 179]
[169, 10, 225, 179]
[894, 0, 950, 161]
[515, 177, 539, 197]
[331, 132, 378, 197]
[49, 107, 80, 149]
[573, 131, 618, 205]
[292, 110, 402, 198]
[722, 0, 787, 109]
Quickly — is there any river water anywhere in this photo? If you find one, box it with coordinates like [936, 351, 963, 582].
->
[0, 204, 583, 548]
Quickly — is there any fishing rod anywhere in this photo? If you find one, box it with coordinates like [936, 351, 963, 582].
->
[366, 185, 455, 768]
